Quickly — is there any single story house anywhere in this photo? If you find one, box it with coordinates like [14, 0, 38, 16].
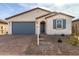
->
[0, 20, 8, 35]
[72, 19, 79, 34]
[5, 7, 75, 35]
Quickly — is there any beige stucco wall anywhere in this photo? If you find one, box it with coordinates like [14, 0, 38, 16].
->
[36, 12, 57, 34]
[36, 13, 73, 35]
[36, 17, 46, 34]
[7, 9, 49, 22]
[7, 8, 50, 34]
[7, 8, 73, 35]
[0, 23, 8, 35]
[46, 14, 73, 35]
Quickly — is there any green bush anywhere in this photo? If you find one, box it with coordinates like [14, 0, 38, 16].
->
[66, 36, 79, 46]
[72, 32, 79, 36]
[77, 32, 79, 36]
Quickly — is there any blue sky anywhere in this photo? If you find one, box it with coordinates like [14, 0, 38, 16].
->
[0, 3, 79, 19]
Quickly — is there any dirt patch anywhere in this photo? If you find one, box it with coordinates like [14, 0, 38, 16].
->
[0, 35, 34, 55]
[25, 35, 79, 55]
[26, 41, 57, 55]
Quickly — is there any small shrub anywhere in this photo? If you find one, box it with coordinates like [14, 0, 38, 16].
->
[61, 34, 65, 36]
[72, 33, 76, 36]
[66, 36, 79, 46]
[72, 40, 78, 46]
[72, 32, 79, 36]
[77, 32, 79, 36]
[58, 38, 62, 43]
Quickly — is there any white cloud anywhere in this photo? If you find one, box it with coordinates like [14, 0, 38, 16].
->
[61, 4, 79, 17]
[0, 3, 79, 19]
[17, 3, 79, 18]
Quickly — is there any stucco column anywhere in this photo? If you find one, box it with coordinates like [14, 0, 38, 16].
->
[8, 22, 12, 35]
[36, 21, 40, 34]
[36, 21, 40, 45]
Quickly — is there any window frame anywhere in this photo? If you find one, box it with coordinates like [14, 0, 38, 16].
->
[1, 26, 3, 29]
[56, 19, 63, 29]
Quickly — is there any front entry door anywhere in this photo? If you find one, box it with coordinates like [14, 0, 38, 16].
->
[40, 21, 45, 34]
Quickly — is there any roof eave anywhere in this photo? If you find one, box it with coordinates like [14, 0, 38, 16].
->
[45, 12, 75, 19]
[5, 7, 51, 20]
[36, 12, 57, 19]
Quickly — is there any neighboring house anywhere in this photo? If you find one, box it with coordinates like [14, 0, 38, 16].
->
[5, 7, 74, 35]
[0, 20, 8, 35]
[72, 19, 79, 34]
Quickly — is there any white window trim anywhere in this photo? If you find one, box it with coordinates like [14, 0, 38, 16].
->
[56, 19, 63, 29]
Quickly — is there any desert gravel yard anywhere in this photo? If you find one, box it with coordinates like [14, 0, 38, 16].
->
[26, 35, 79, 55]
[0, 35, 79, 55]
[0, 35, 35, 55]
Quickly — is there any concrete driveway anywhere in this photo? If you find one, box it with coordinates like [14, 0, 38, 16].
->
[0, 35, 35, 55]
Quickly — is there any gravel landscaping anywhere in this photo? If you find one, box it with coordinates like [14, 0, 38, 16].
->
[0, 35, 34, 55]
[26, 35, 79, 55]
[0, 35, 79, 55]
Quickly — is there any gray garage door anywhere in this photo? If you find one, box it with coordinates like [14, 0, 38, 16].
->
[12, 22, 35, 35]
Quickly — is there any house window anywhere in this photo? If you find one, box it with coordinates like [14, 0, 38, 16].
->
[56, 20, 63, 28]
[53, 19, 66, 29]
[1, 26, 3, 34]
[1, 26, 3, 29]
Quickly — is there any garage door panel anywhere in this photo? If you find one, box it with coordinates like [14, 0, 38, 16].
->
[12, 22, 35, 35]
